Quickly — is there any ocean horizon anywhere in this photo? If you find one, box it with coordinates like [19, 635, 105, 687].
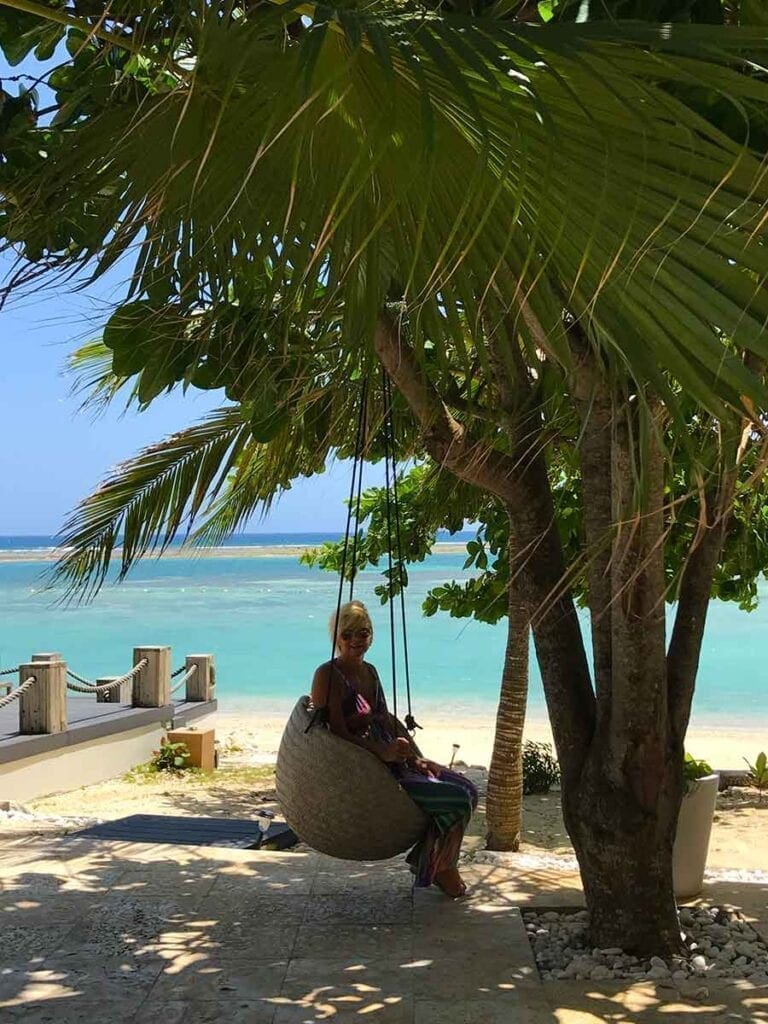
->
[0, 532, 766, 731]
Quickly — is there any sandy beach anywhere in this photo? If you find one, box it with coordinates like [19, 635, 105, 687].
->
[212, 708, 766, 775]
[15, 710, 767, 873]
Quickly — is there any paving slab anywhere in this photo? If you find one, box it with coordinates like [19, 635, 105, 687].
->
[5, 833, 767, 1024]
[543, 978, 768, 1022]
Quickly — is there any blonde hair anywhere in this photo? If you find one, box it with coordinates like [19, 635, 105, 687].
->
[329, 600, 373, 651]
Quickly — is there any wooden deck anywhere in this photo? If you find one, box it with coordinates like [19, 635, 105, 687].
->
[0, 696, 217, 765]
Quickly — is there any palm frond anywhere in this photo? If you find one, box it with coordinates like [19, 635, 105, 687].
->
[7, 11, 768, 420]
[50, 406, 250, 600]
[68, 340, 139, 416]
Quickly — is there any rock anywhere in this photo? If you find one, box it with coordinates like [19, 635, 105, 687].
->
[649, 956, 669, 972]
[679, 981, 709, 1000]
[599, 947, 624, 956]
[647, 966, 670, 980]
[747, 972, 768, 986]
[672, 970, 689, 985]
[542, 911, 560, 922]
[590, 966, 613, 981]
[735, 942, 758, 958]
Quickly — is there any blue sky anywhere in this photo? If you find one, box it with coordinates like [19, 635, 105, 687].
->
[0, 45, 385, 538]
[0, 266, 369, 535]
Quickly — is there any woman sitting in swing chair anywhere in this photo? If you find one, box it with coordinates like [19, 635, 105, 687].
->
[311, 599, 478, 898]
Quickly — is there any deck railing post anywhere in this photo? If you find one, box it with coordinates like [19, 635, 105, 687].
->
[96, 676, 132, 704]
[184, 654, 215, 702]
[132, 646, 171, 708]
[19, 660, 67, 734]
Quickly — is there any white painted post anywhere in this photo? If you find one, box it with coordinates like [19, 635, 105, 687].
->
[18, 660, 67, 734]
[132, 646, 171, 708]
[184, 654, 215, 702]
[96, 676, 132, 704]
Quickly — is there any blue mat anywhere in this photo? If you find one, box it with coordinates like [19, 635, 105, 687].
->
[72, 813, 297, 850]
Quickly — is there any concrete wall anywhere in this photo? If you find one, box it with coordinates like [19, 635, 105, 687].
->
[0, 708, 217, 804]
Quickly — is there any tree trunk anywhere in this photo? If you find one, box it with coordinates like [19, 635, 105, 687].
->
[563, 393, 684, 956]
[375, 313, 730, 956]
[486, 524, 529, 851]
[565, 735, 685, 954]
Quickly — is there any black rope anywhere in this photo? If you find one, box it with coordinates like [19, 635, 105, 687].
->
[384, 372, 421, 733]
[306, 379, 368, 734]
[382, 366, 398, 724]
[348, 385, 368, 602]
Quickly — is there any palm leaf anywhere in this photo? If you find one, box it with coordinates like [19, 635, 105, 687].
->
[50, 406, 251, 600]
[8, 10, 768, 425]
[68, 340, 139, 415]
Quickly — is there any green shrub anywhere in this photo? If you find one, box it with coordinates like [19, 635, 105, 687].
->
[151, 739, 192, 773]
[522, 741, 560, 795]
[744, 751, 768, 803]
[683, 753, 713, 793]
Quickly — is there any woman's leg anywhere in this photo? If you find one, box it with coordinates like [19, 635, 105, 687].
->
[401, 770, 478, 894]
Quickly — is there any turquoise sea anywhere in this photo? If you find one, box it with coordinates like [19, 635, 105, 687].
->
[0, 533, 766, 729]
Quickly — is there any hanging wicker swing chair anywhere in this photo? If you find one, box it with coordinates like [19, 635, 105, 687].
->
[275, 374, 428, 861]
[276, 696, 428, 860]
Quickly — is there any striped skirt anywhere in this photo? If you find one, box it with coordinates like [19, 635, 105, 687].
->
[396, 767, 478, 887]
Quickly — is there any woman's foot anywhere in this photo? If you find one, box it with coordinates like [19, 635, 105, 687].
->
[434, 868, 468, 898]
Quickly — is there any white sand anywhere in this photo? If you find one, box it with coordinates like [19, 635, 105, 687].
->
[214, 707, 766, 772]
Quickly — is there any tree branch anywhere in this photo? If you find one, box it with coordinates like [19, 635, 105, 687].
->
[375, 310, 596, 783]
[567, 322, 614, 709]
[373, 314, 525, 505]
[667, 353, 764, 741]
[666, 482, 732, 742]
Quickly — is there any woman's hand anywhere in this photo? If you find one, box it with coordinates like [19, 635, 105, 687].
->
[410, 757, 442, 777]
[381, 737, 411, 764]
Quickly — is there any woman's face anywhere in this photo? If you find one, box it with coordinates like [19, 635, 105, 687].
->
[337, 622, 372, 660]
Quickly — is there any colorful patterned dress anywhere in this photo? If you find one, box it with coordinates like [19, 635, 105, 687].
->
[332, 659, 478, 887]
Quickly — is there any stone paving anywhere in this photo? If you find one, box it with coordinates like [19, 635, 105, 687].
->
[0, 836, 766, 1023]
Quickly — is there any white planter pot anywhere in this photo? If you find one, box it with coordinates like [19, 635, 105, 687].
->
[673, 773, 719, 900]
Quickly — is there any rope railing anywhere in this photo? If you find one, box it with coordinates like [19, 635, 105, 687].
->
[171, 663, 197, 695]
[66, 668, 97, 687]
[65, 658, 149, 695]
[171, 665, 187, 679]
[0, 675, 37, 710]
[0, 666, 19, 676]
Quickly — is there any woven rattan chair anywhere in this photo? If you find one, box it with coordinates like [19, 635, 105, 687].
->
[275, 695, 429, 861]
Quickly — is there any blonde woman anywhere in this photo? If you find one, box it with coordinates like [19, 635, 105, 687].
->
[311, 600, 477, 898]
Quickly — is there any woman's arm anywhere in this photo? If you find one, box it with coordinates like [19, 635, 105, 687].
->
[368, 667, 422, 761]
[311, 665, 405, 763]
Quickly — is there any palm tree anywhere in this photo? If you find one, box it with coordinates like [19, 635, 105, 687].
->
[5, 0, 768, 953]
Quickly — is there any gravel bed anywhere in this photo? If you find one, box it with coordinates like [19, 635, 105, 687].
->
[524, 905, 768, 995]
[469, 848, 768, 884]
